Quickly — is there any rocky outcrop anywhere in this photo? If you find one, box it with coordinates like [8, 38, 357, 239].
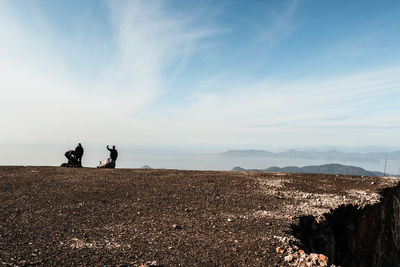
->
[292, 183, 400, 267]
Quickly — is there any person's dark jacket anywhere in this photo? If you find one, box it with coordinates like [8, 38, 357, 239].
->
[107, 146, 118, 162]
[75, 145, 84, 159]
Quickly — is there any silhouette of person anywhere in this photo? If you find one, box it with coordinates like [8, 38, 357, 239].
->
[75, 143, 84, 166]
[107, 145, 118, 162]
[64, 150, 78, 166]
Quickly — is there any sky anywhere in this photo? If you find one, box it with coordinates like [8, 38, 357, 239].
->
[1, 0, 400, 164]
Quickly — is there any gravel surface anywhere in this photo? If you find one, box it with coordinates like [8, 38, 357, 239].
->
[0, 166, 398, 266]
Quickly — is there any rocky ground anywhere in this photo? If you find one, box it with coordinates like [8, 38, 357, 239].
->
[0, 166, 398, 266]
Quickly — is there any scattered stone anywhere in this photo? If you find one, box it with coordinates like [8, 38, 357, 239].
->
[318, 254, 328, 262]
[284, 254, 293, 262]
[171, 224, 182, 229]
[276, 191, 285, 199]
[142, 261, 159, 267]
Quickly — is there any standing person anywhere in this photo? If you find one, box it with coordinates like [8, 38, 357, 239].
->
[107, 145, 118, 163]
[75, 143, 84, 167]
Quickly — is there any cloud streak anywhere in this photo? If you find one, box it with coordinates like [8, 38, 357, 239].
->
[0, 0, 220, 145]
[157, 66, 400, 146]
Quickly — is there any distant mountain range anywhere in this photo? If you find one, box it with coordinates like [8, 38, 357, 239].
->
[231, 163, 385, 177]
[221, 149, 400, 163]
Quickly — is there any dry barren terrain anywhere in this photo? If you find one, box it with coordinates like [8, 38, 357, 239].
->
[0, 167, 398, 266]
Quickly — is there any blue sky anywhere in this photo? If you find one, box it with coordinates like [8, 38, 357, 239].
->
[1, 0, 400, 151]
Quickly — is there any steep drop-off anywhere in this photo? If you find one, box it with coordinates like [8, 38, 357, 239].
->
[292, 185, 400, 266]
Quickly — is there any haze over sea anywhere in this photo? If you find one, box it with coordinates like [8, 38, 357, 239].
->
[2, 144, 399, 175]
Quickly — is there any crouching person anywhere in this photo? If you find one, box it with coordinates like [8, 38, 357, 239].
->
[97, 145, 118, 168]
[61, 150, 81, 167]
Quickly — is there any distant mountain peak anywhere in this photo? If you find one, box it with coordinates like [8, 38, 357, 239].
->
[230, 167, 251, 172]
[140, 165, 152, 169]
[231, 163, 383, 177]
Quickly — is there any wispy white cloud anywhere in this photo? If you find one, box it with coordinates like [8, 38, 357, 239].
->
[152, 66, 400, 146]
[102, 0, 222, 108]
[256, 0, 301, 45]
[0, 0, 220, 144]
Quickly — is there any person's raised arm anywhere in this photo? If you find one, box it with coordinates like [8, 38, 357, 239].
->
[107, 145, 111, 151]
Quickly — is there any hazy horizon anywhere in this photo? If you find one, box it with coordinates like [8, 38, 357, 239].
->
[1, 143, 399, 175]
